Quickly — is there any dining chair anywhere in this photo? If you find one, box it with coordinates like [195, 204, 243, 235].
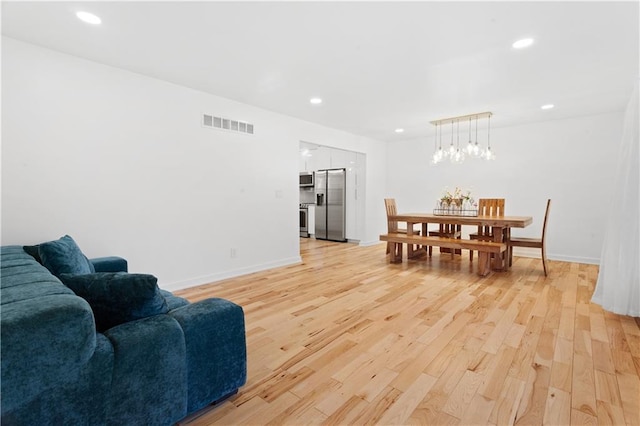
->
[427, 223, 461, 257]
[469, 198, 506, 262]
[509, 199, 551, 276]
[384, 198, 420, 254]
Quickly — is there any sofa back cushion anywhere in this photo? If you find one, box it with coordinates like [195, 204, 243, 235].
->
[60, 272, 169, 332]
[38, 235, 95, 277]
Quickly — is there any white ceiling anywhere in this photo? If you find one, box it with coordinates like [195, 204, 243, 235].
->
[2, 1, 638, 142]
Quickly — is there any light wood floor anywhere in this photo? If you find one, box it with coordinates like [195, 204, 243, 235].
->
[176, 238, 640, 425]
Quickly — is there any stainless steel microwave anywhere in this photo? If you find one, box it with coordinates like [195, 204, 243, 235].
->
[299, 172, 314, 187]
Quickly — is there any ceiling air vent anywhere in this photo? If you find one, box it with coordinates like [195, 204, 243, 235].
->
[202, 113, 254, 135]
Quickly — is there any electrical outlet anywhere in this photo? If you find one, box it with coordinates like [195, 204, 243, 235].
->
[230, 248, 237, 258]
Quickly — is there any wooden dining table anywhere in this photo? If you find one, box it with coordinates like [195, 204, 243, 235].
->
[390, 213, 533, 272]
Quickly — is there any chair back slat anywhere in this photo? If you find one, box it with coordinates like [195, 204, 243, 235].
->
[384, 198, 399, 233]
[509, 198, 551, 276]
[477, 198, 505, 235]
[478, 198, 505, 216]
[541, 199, 551, 244]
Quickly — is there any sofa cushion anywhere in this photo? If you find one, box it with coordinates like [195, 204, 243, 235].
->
[60, 272, 169, 332]
[22, 245, 42, 264]
[160, 289, 190, 311]
[38, 235, 95, 277]
[90, 256, 128, 273]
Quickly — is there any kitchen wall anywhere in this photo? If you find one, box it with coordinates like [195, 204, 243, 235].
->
[385, 111, 624, 264]
[1, 37, 388, 290]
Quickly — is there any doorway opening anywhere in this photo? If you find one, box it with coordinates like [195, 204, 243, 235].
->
[298, 141, 366, 245]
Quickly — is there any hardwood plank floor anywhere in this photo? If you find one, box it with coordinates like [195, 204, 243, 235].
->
[176, 238, 640, 425]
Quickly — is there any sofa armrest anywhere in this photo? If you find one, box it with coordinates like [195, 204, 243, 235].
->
[103, 315, 187, 425]
[1, 295, 97, 415]
[169, 298, 247, 412]
[90, 256, 128, 272]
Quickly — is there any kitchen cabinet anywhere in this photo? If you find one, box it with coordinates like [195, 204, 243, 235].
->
[299, 153, 308, 172]
[308, 206, 315, 236]
[330, 149, 347, 169]
[300, 148, 316, 172]
[314, 146, 331, 170]
[344, 151, 366, 241]
[355, 152, 366, 240]
[345, 151, 357, 240]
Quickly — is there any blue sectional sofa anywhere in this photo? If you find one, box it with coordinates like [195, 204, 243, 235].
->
[1, 242, 247, 425]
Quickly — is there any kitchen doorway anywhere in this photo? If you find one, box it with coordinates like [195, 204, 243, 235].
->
[299, 141, 366, 244]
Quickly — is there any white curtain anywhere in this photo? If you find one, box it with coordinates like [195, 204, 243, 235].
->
[591, 81, 640, 317]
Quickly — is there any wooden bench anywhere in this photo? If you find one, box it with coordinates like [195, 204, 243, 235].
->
[379, 233, 507, 276]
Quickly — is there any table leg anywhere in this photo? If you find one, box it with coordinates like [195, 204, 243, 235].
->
[391, 242, 403, 263]
[421, 223, 429, 255]
[407, 221, 416, 258]
[492, 226, 506, 271]
[504, 227, 514, 270]
[478, 252, 491, 276]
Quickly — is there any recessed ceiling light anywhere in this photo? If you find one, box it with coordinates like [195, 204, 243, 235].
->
[309, 98, 322, 105]
[541, 104, 555, 110]
[76, 11, 102, 25]
[512, 38, 534, 49]
[395, 128, 404, 133]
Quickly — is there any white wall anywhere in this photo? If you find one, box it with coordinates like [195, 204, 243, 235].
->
[5, 36, 614, 287]
[1, 37, 388, 290]
[386, 112, 624, 264]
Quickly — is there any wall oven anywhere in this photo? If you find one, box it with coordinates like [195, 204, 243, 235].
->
[299, 204, 310, 238]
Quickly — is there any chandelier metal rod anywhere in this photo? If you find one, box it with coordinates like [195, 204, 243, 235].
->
[429, 111, 492, 126]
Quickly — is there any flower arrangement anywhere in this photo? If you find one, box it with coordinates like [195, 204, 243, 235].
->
[439, 187, 475, 208]
[434, 187, 477, 216]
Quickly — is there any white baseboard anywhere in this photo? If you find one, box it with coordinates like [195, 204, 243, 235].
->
[547, 254, 600, 265]
[161, 256, 303, 292]
[358, 239, 384, 247]
[162, 246, 600, 292]
[512, 247, 600, 265]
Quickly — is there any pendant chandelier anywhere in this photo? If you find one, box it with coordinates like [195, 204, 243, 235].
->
[431, 112, 494, 164]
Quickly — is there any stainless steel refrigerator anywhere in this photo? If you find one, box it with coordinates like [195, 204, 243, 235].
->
[315, 168, 347, 242]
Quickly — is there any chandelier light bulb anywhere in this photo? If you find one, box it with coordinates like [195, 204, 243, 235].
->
[466, 140, 474, 155]
[451, 148, 465, 164]
[447, 141, 456, 157]
[431, 124, 445, 165]
[432, 151, 440, 164]
[473, 115, 482, 157]
[446, 121, 455, 157]
[465, 118, 473, 155]
[484, 146, 496, 160]
[472, 142, 481, 157]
